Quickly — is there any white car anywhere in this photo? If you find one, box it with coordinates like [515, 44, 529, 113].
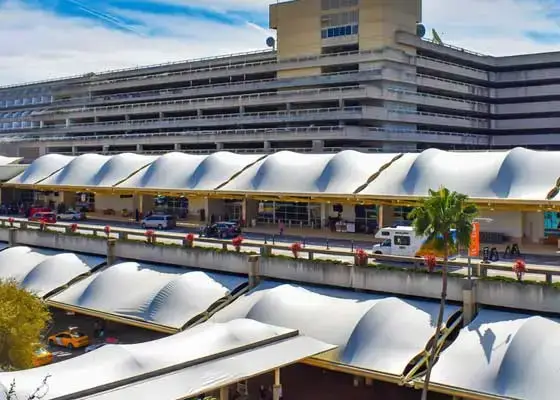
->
[57, 210, 85, 221]
[141, 215, 176, 230]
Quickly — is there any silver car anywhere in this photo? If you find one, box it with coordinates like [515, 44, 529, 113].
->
[140, 214, 176, 230]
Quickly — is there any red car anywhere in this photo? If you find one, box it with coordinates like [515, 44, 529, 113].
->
[29, 211, 57, 224]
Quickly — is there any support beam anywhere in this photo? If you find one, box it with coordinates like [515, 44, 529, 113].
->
[106, 238, 117, 266]
[219, 386, 229, 400]
[462, 279, 477, 326]
[273, 368, 282, 400]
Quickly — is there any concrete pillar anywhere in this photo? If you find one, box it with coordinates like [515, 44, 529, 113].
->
[102, 145, 110, 154]
[462, 279, 477, 327]
[106, 238, 117, 266]
[38, 146, 47, 156]
[273, 369, 282, 400]
[248, 255, 260, 289]
[159, 112, 164, 119]
[8, 228, 17, 247]
[216, 142, 224, 151]
[136, 144, 143, 153]
[239, 105, 245, 115]
[378, 205, 384, 228]
[71, 146, 78, 156]
[320, 203, 327, 229]
[286, 103, 291, 111]
[65, 119, 71, 127]
[264, 141, 271, 152]
[219, 387, 229, 400]
[339, 98, 344, 108]
[174, 143, 181, 151]
[39, 120, 45, 128]
[125, 115, 130, 121]
[94, 116, 99, 123]
[137, 195, 144, 214]
[311, 140, 324, 153]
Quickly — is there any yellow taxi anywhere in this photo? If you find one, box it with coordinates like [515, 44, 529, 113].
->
[32, 347, 53, 367]
[47, 327, 89, 349]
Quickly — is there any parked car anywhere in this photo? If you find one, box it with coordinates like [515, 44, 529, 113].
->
[57, 209, 85, 221]
[47, 327, 89, 349]
[140, 214, 176, 230]
[29, 211, 57, 223]
[32, 346, 53, 367]
[85, 343, 106, 353]
[200, 222, 242, 239]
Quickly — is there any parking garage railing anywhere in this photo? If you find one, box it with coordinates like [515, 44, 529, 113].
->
[38, 86, 366, 116]
[38, 106, 364, 130]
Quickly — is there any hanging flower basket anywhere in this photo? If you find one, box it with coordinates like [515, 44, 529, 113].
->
[7, 217, 14, 227]
[354, 248, 369, 266]
[232, 236, 244, 252]
[512, 258, 527, 282]
[70, 223, 78, 233]
[185, 233, 195, 248]
[39, 220, 47, 231]
[145, 229, 156, 244]
[423, 254, 437, 273]
[291, 242, 303, 258]
[103, 225, 111, 237]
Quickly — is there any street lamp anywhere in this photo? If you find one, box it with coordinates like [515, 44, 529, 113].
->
[467, 217, 493, 281]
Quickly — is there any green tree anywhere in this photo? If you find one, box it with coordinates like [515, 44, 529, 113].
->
[0, 279, 51, 370]
[408, 187, 478, 400]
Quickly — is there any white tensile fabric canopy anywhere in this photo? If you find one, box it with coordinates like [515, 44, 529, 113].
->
[8, 147, 560, 201]
[7, 153, 74, 185]
[36, 153, 157, 188]
[217, 150, 400, 194]
[211, 281, 460, 376]
[430, 309, 560, 400]
[49, 261, 247, 329]
[0, 246, 104, 298]
[0, 319, 334, 400]
[117, 151, 263, 191]
[358, 147, 560, 200]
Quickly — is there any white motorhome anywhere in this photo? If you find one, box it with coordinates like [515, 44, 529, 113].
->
[373, 226, 458, 258]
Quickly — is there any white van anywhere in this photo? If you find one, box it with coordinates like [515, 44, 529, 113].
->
[140, 214, 176, 230]
[372, 226, 458, 258]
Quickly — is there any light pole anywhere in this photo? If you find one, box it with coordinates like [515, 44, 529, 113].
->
[467, 217, 493, 281]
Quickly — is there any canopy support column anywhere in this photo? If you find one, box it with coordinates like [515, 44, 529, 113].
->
[219, 386, 229, 400]
[273, 368, 282, 400]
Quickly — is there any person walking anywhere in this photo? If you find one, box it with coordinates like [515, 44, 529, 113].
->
[279, 220, 285, 236]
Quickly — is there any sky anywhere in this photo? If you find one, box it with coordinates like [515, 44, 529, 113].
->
[1, 0, 560, 85]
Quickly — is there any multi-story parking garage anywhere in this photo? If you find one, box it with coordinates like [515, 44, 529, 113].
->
[3, 0, 560, 161]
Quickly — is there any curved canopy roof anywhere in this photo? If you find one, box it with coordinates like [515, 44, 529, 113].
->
[217, 150, 400, 195]
[0, 319, 331, 400]
[117, 152, 263, 191]
[36, 153, 157, 188]
[358, 147, 560, 201]
[0, 246, 104, 298]
[0, 155, 21, 165]
[211, 281, 459, 376]
[49, 261, 247, 329]
[7, 154, 74, 185]
[7, 147, 560, 203]
[430, 309, 560, 400]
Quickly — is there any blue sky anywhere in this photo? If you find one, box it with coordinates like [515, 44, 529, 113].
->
[1, 0, 560, 85]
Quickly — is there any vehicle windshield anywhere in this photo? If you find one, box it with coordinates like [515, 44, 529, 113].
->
[34, 347, 48, 355]
[70, 331, 86, 338]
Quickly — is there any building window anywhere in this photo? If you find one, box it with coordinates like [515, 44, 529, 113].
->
[321, 24, 358, 39]
[322, 0, 358, 11]
[393, 206, 413, 224]
[394, 235, 411, 246]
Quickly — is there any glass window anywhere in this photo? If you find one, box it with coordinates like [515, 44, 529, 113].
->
[394, 235, 411, 246]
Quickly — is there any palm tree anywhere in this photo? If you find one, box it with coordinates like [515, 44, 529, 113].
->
[408, 187, 478, 400]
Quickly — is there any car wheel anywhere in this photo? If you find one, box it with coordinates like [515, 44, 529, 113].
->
[141, 223, 146, 229]
[374, 251, 383, 255]
[157, 224, 163, 230]
[220, 232, 226, 239]
[67, 343, 74, 350]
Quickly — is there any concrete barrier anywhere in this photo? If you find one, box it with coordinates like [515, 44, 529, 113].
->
[4, 227, 560, 314]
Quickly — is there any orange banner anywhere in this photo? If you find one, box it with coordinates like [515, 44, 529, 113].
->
[469, 222, 480, 257]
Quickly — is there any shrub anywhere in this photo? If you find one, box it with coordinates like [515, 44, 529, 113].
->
[291, 242, 303, 258]
[423, 254, 437, 273]
[512, 258, 527, 282]
[185, 233, 194, 242]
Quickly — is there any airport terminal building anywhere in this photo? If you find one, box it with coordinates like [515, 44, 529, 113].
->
[2, 0, 560, 160]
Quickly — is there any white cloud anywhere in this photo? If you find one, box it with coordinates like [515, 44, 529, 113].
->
[423, 0, 560, 55]
[1, 0, 560, 86]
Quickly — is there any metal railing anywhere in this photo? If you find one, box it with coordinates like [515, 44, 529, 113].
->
[37, 86, 365, 116]
[420, 37, 488, 57]
[39, 107, 363, 130]
[386, 88, 488, 108]
[0, 50, 275, 90]
[76, 48, 395, 88]
[417, 55, 487, 75]
[368, 127, 488, 139]
[387, 109, 489, 123]
[416, 73, 488, 92]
